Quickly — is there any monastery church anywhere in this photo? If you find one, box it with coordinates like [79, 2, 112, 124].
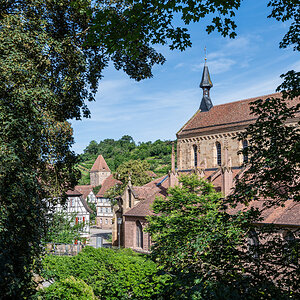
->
[111, 61, 300, 252]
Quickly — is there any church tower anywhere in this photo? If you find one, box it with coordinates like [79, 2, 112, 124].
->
[199, 58, 213, 112]
[90, 155, 111, 187]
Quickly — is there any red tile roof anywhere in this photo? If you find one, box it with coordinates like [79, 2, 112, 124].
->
[124, 175, 170, 217]
[177, 93, 300, 138]
[90, 155, 110, 172]
[75, 185, 93, 199]
[66, 189, 82, 196]
[96, 174, 122, 197]
[228, 199, 300, 226]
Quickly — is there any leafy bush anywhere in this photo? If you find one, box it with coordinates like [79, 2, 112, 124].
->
[43, 212, 85, 244]
[38, 276, 95, 299]
[40, 247, 171, 299]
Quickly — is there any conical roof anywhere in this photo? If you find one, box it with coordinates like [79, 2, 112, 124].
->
[90, 155, 110, 172]
[199, 65, 213, 88]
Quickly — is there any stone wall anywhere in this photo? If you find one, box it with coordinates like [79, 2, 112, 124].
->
[124, 216, 151, 252]
[90, 171, 111, 187]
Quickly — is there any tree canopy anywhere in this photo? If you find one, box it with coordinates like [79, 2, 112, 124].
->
[78, 136, 175, 185]
[0, 0, 299, 297]
[147, 175, 299, 299]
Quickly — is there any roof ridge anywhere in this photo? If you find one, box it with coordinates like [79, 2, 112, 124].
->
[213, 92, 282, 108]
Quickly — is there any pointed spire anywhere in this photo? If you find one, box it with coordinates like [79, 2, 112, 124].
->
[90, 155, 110, 172]
[199, 49, 213, 112]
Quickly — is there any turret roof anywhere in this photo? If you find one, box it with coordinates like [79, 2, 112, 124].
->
[90, 155, 110, 172]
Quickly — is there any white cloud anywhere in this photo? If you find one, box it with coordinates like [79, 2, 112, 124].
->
[192, 58, 236, 74]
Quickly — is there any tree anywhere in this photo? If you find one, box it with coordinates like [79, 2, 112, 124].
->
[1, 0, 297, 297]
[147, 175, 299, 299]
[43, 212, 85, 244]
[38, 247, 171, 299]
[1, 0, 239, 293]
[105, 159, 152, 200]
[230, 1, 300, 207]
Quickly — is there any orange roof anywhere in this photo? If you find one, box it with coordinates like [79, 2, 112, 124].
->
[90, 155, 110, 172]
[75, 185, 93, 199]
[66, 189, 82, 196]
[96, 174, 122, 197]
[177, 93, 300, 138]
[124, 175, 170, 217]
[228, 199, 300, 226]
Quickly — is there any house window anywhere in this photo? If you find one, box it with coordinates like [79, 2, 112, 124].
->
[248, 230, 259, 259]
[70, 198, 75, 207]
[100, 218, 102, 224]
[243, 140, 248, 163]
[136, 221, 143, 249]
[193, 145, 198, 167]
[105, 219, 108, 224]
[216, 142, 221, 166]
[129, 190, 132, 208]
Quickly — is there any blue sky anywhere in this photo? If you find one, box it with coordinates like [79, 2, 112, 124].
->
[71, 1, 300, 154]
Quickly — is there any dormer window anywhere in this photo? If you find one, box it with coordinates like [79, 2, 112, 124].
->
[216, 142, 221, 166]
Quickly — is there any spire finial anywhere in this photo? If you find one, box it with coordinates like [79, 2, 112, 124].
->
[204, 46, 207, 65]
[199, 50, 213, 112]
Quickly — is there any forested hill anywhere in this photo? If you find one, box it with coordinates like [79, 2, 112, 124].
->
[77, 135, 176, 185]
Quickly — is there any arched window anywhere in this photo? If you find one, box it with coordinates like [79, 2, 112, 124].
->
[216, 142, 221, 166]
[243, 140, 248, 163]
[136, 221, 143, 248]
[193, 145, 198, 167]
[248, 230, 259, 259]
[128, 189, 132, 208]
[284, 231, 297, 264]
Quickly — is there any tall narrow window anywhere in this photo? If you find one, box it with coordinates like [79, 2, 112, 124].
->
[193, 145, 198, 167]
[128, 190, 132, 208]
[216, 142, 221, 166]
[136, 221, 143, 249]
[284, 231, 297, 264]
[243, 140, 248, 163]
[248, 230, 259, 259]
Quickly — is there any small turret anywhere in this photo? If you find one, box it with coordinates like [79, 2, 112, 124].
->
[199, 55, 213, 112]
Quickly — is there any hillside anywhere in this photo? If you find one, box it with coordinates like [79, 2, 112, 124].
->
[77, 135, 177, 185]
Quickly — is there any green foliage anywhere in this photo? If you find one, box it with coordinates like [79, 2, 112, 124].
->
[147, 175, 299, 299]
[105, 159, 152, 200]
[147, 175, 248, 298]
[87, 200, 97, 222]
[43, 212, 85, 244]
[92, 185, 102, 196]
[38, 276, 96, 300]
[39, 247, 171, 299]
[231, 1, 300, 206]
[232, 83, 300, 207]
[78, 137, 176, 184]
